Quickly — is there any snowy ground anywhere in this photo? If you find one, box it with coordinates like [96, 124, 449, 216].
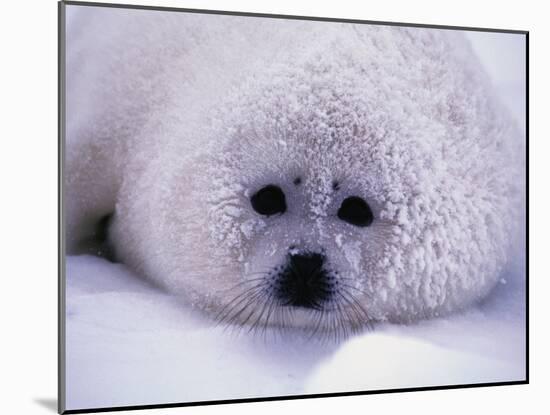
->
[66, 251, 525, 410]
[64, 31, 526, 411]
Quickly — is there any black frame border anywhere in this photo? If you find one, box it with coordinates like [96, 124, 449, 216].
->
[58, 1, 529, 414]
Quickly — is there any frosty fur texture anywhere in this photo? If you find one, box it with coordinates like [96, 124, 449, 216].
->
[66, 8, 525, 329]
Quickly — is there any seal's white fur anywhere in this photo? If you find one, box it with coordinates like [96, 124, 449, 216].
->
[66, 8, 524, 329]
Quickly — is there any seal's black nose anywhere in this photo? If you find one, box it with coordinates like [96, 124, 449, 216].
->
[276, 252, 332, 309]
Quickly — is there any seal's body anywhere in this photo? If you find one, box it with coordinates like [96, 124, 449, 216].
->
[66, 8, 524, 333]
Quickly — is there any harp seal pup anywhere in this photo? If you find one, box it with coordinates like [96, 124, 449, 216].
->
[65, 7, 525, 334]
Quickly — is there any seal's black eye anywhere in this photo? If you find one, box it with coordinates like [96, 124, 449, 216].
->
[251, 185, 287, 216]
[337, 196, 373, 227]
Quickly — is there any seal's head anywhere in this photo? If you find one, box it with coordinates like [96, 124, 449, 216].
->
[111, 26, 523, 335]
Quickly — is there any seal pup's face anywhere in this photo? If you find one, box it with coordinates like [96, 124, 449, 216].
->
[214, 172, 389, 335]
[196, 64, 408, 335]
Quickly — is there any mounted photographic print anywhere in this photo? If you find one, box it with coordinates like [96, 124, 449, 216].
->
[59, 1, 528, 413]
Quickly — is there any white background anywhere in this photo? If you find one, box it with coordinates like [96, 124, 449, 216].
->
[0, 0, 544, 414]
